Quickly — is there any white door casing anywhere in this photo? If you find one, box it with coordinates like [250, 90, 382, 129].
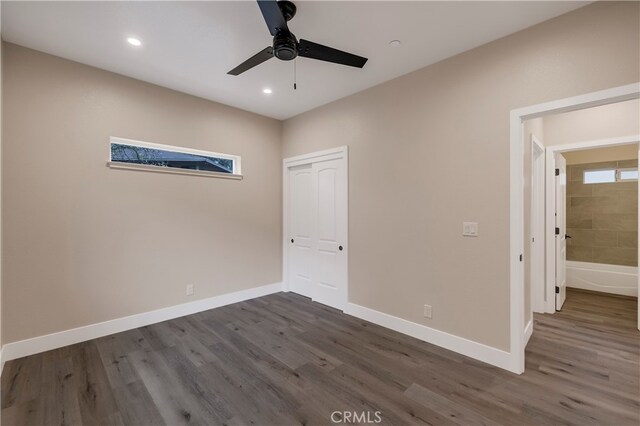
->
[555, 153, 567, 310]
[284, 147, 348, 311]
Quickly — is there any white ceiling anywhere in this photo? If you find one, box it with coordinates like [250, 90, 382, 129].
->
[2, 1, 588, 120]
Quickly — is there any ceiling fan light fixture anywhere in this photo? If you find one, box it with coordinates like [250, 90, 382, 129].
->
[273, 31, 298, 61]
[388, 40, 402, 47]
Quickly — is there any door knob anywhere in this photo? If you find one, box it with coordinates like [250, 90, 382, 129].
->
[565, 234, 572, 239]
[339, 245, 343, 251]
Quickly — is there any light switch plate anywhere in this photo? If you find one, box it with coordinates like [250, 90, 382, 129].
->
[423, 304, 432, 319]
[463, 222, 479, 237]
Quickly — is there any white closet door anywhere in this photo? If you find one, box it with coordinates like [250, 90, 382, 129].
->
[288, 164, 314, 298]
[285, 151, 348, 311]
[311, 158, 347, 309]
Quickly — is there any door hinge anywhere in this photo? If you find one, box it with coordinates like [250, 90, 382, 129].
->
[555, 286, 560, 294]
[555, 227, 560, 235]
[519, 254, 523, 262]
[555, 168, 560, 176]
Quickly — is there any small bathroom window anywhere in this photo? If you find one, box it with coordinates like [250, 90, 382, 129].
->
[618, 168, 639, 181]
[583, 169, 616, 184]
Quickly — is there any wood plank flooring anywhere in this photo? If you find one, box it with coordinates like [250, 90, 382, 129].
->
[2, 288, 639, 425]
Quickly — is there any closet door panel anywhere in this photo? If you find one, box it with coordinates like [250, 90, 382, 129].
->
[288, 164, 314, 298]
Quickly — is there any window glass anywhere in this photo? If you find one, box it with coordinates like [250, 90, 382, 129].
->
[110, 142, 236, 174]
[619, 169, 639, 181]
[583, 169, 616, 184]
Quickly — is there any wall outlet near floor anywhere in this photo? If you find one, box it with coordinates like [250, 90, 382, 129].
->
[423, 304, 432, 319]
[186, 284, 194, 296]
[462, 222, 479, 237]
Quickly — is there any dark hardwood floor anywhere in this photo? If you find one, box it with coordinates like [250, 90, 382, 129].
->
[2, 288, 639, 425]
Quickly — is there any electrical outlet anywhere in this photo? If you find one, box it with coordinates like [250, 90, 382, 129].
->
[423, 304, 432, 319]
[186, 284, 194, 296]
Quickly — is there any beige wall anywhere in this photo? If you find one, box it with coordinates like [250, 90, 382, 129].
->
[2, 44, 283, 344]
[544, 99, 640, 147]
[565, 144, 638, 165]
[567, 159, 638, 267]
[282, 2, 639, 351]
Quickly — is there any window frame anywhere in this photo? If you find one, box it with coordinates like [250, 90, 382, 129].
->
[108, 136, 242, 179]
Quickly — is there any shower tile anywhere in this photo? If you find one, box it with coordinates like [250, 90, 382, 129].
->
[567, 245, 593, 262]
[592, 247, 638, 266]
[618, 231, 638, 248]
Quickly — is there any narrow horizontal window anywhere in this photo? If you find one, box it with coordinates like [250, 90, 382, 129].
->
[618, 168, 639, 181]
[583, 169, 616, 184]
[108, 137, 241, 178]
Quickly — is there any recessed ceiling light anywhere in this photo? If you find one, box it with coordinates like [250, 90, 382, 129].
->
[388, 40, 402, 47]
[263, 88, 273, 94]
[127, 37, 142, 47]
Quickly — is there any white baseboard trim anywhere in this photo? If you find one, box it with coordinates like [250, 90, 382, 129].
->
[524, 320, 533, 346]
[1, 282, 283, 363]
[345, 303, 516, 373]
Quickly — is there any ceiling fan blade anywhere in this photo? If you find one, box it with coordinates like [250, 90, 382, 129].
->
[227, 47, 274, 76]
[257, 0, 289, 36]
[298, 39, 368, 68]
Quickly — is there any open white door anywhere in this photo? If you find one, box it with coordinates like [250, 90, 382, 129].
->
[555, 153, 567, 310]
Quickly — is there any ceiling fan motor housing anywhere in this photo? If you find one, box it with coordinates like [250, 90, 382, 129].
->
[273, 31, 298, 61]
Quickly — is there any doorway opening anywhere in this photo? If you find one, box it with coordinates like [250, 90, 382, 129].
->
[555, 145, 639, 302]
[509, 83, 640, 374]
[523, 110, 640, 345]
[541, 139, 640, 309]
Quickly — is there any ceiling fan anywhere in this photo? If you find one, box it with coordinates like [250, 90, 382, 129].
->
[227, 0, 368, 76]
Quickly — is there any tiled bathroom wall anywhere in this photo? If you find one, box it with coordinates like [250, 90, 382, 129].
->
[566, 159, 638, 266]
